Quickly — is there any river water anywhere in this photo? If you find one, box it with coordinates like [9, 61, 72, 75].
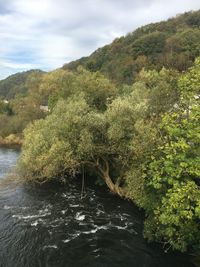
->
[0, 148, 195, 267]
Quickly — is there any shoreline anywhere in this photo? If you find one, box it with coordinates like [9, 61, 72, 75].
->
[0, 134, 23, 149]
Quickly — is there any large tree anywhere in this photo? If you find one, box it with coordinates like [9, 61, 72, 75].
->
[144, 58, 200, 252]
[19, 88, 149, 196]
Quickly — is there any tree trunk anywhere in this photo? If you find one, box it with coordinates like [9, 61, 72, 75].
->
[83, 158, 126, 198]
[97, 159, 125, 198]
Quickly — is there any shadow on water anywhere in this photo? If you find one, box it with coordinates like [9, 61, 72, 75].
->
[0, 148, 196, 267]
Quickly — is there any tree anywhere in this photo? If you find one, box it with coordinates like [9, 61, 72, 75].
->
[39, 68, 117, 111]
[0, 99, 12, 115]
[143, 58, 200, 252]
[19, 78, 150, 197]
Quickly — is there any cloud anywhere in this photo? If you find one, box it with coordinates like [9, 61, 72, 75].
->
[0, 0, 200, 79]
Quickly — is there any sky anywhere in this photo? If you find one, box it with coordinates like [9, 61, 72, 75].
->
[0, 0, 200, 79]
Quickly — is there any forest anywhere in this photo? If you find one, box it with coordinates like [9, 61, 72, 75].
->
[0, 10, 200, 254]
[64, 10, 200, 84]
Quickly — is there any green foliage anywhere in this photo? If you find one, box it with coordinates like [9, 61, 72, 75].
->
[19, 98, 87, 181]
[19, 70, 159, 193]
[0, 67, 117, 142]
[0, 114, 26, 137]
[0, 70, 46, 139]
[125, 119, 158, 208]
[132, 32, 166, 57]
[63, 10, 200, 84]
[143, 59, 200, 252]
[39, 67, 117, 112]
[20, 64, 198, 252]
[179, 57, 200, 100]
[19, 95, 103, 181]
[0, 70, 44, 99]
[149, 181, 200, 251]
[0, 70, 46, 140]
[0, 100, 12, 115]
[136, 68, 179, 116]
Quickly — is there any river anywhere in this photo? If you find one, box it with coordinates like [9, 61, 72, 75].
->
[0, 148, 195, 267]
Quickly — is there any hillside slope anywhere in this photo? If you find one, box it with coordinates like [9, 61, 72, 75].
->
[63, 10, 200, 84]
[0, 70, 45, 99]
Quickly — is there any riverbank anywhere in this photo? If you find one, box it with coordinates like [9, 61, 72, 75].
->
[0, 134, 22, 148]
[0, 147, 195, 267]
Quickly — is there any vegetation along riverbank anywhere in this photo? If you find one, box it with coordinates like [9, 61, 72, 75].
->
[0, 10, 200, 259]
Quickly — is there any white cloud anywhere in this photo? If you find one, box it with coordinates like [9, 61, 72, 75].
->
[1, 59, 37, 70]
[0, 0, 200, 79]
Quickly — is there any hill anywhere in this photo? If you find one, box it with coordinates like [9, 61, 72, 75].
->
[0, 70, 45, 99]
[63, 10, 200, 84]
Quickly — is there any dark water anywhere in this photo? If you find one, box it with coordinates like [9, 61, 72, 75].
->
[0, 148, 195, 267]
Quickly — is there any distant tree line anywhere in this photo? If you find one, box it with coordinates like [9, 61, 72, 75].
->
[64, 10, 200, 85]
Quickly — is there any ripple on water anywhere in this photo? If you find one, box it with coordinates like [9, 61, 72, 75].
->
[0, 148, 195, 267]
